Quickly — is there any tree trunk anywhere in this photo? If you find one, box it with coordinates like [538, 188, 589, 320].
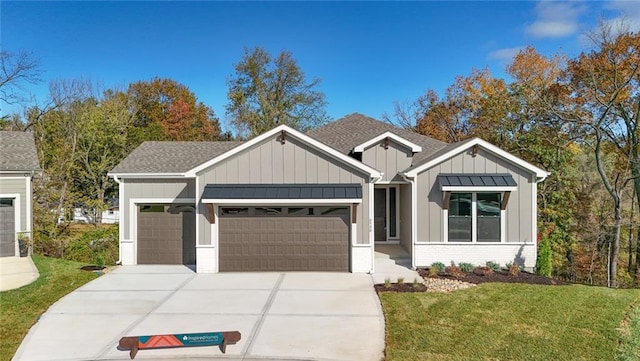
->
[609, 199, 622, 288]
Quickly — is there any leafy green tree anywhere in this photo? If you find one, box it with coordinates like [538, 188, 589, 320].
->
[226, 47, 328, 138]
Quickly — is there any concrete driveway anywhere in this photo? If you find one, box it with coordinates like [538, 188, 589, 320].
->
[13, 266, 384, 361]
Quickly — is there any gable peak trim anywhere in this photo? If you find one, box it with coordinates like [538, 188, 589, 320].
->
[404, 138, 550, 180]
[352, 131, 423, 153]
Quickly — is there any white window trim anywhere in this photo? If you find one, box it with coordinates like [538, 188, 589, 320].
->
[443, 192, 505, 243]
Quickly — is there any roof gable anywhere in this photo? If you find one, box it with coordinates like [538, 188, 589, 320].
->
[186, 124, 382, 179]
[0, 131, 40, 172]
[404, 138, 549, 180]
[353, 131, 422, 153]
[306, 113, 446, 166]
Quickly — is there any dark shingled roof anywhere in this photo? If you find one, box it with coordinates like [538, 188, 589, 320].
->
[306, 113, 447, 167]
[202, 184, 362, 199]
[110, 141, 243, 174]
[438, 174, 517, 188]
[0, 131, 40, 172]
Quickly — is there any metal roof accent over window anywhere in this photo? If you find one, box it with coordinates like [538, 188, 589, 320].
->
[438, 174, 517, 191]
[202, 184, 362, 200]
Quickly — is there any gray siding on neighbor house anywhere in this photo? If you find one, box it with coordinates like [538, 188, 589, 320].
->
[399, 183, 412, 255]
[416, 148, 535, 243]
[196, 136, 371, 245]
[361, 141, 413, 182]
[121, 178, 196, 239]
[0, 176, 29, 234]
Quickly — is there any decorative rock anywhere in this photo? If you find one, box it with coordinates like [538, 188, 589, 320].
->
[422, 277, 476, 292]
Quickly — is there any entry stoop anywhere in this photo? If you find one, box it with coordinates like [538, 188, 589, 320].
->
[372, 244, 421, 284]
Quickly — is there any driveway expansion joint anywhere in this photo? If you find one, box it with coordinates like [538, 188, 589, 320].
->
[241, 272, 285, 358]
[95, 272, 197, 359]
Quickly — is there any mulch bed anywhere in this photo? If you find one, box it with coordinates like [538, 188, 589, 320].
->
[80, 265, 106, 271]
[374, 283, 428, 293]
[417, 268, 568, 286]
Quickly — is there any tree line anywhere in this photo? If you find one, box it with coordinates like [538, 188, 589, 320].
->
[385, 22, 639, 288]
[1, 22, 638, 287]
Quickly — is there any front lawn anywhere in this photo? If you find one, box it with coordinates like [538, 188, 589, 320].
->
[380, 283, 640, 361]
[0, 255, 99, 361]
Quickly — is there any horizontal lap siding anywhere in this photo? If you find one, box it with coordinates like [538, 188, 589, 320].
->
[197, 136, 370, 245]
[416, 148, 535, 243]
[122, 179, 195, 239]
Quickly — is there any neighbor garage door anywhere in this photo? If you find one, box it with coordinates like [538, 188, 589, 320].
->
[137, 204, 196, 265]
[0, 198, 16, 257]
[218, 206, 350, 272]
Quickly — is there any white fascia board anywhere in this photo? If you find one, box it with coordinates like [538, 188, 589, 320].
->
[201, 198, 362, 205]
[185, 124, 382, 178]
[107, 173, 189, 179]
[441, 186, 518, 192]
[353, 131, 422, 153]
[404, 138, 550, 179]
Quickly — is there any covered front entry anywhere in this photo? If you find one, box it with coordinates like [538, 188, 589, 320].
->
[374, 185, 400, 242]
[136, 204, 196, 265]
[218, 207, 350, 272]
[0, 198, 16, 257]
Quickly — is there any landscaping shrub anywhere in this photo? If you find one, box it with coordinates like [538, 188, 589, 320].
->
[458, 262, 474, 273]
[63, 225, 119, 266]
[486, 261, 501, 272]
[447, 261, 465, 278]
[507, 262, 520, 276]
[431, 262, 446, 273]
[536, 236, 552, 277]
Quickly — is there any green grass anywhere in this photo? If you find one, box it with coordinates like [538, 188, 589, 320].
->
[379, 283, 640, 361]
[0, 255, 99, 361]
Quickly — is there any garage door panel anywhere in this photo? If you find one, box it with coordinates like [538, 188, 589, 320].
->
[0, 199, 16, 257]
[137, 205, 195, 265]
[219, 215, 349, 272]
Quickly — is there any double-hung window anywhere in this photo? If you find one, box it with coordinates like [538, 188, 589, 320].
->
[439, 174, 516, 243]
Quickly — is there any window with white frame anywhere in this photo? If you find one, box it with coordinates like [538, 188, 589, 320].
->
[447, 192, 502, 243]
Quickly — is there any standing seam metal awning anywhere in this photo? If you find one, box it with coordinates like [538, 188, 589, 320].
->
[201, 184, 362, 200]
[438, 174, 517, 191]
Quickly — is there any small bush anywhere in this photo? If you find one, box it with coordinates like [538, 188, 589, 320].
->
[486, 261, 501, 272]
[447, 261, 465, 278]
[412, 278, 421, 289]
[458, 262, 474, 273]
[507, 262, 520, 276]
[397, 277, 405, 284]
[474, 266, 493, 276]
[384, 278, 391, 288]
[536, 236, 552, 277]
[428, 267, 439, 277]
[431, 262, 446, 273]
[63, 226, 119, 266]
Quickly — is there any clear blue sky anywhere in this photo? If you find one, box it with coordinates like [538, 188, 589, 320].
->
[2, 1, 638, 131]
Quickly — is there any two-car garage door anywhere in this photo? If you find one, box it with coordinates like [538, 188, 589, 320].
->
[218, 206, 350, 272]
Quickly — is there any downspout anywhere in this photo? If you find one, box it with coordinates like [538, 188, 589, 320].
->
[112, 175, 123, 265]
[399, 172, 417, 270]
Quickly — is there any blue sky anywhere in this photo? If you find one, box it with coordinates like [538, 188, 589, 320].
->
[2, 1, 639, 131]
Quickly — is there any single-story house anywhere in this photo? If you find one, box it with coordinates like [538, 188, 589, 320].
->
[109, 114, 548, 273]
[0, 131, 40, 257]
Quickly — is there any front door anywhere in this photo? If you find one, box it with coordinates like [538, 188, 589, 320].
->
[374, 186, 398, 242]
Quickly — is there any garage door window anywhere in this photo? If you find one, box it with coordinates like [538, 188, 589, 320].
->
[220, 207, 349, 217]
[140, 205, 164, 212]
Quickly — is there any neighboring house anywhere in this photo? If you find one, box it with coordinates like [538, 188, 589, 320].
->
[109, 114, 548, 273]
[101, 198, 119, 224]
[0, 131, 40, 257]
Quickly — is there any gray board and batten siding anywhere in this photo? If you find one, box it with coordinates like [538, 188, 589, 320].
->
[361, 140, 413, 183]
[196, 136, 371, 245]
[416, 147, 535, 243]
[121, 178, 196, 240]
[0, 177, 28, 235]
